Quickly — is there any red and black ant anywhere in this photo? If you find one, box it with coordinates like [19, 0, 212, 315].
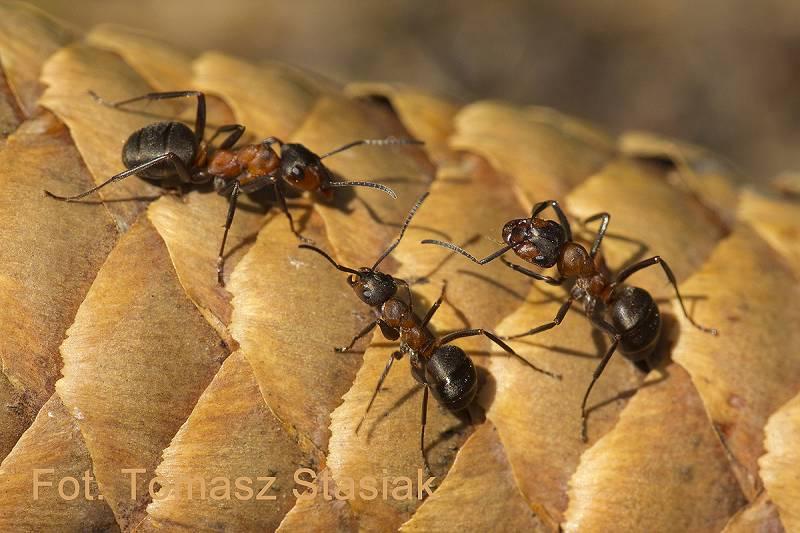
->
[299, 193, 560, 474]
[45, 90, 419, 284]
[423, 199, 718, 441]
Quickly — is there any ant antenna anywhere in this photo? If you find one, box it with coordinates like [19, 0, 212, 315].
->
[420, 239, 513, 265]
[319, 137, 423, 160]
[88, 90, 111, 106]
[298, 244, 361, 275]
[298, 192, 429, 274]
[372, 192, 430, 270]
[326, 180, 397, 199]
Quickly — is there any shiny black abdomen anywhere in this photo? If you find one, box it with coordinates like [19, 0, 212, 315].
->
[425, 344, 477, 411]
[608, 285, 661, 361]
[122, 121, 197, 180]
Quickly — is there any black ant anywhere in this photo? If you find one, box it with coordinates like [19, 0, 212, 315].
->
[299, 193, 560, 474]
[422, 200, 718, 441]
[45, 90, 420, 284]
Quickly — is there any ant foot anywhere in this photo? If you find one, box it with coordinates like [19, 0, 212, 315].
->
[294, 233, 314, 245]
[216, 259, 226, 287]
[87, 90, 104, 104]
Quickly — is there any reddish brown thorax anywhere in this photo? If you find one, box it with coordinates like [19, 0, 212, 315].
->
[382, 298, 418, 329]
[557, 241, 618, 302]
[557, 242, 594, 278]
[558, 240, 618, 301]
[207, 144, 280, 185]
[382, 298, 435, 355]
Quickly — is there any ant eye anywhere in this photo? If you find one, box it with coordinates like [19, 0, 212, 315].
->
[362, 290, 372, 299]
[291, 166, 302, 177]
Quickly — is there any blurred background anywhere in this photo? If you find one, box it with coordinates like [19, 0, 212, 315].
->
[31, 0, 800, 180]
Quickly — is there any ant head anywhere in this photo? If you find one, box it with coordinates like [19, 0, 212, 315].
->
[278, 143, 326, 192]
[347, 269, 398, 307]
[277, 141, 397, 199]
[298, 192, 429, 306]
[502, 217, 566, 268]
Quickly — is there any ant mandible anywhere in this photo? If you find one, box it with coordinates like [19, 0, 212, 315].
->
[45, 90, 419, 285]
[423, 199, 718, 441]
[299, 193, 560, 474]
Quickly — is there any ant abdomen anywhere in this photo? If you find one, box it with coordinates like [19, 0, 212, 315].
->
[608, 286, 662, 361]
[122, 121, 197, 180]
[425, 345, 477, 411]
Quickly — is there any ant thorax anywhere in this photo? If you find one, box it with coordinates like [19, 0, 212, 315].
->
[573, 269, 609, 297]
[381, 298, 417, 330]
[383, 298, 436, 358]
[208, 144, 280, 184]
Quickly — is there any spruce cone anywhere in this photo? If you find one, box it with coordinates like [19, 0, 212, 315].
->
[0, 2, 799, 531]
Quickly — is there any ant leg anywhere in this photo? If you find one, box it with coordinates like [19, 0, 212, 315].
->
[583, 212, 611, 258]
[420, 386, 432, 477]
[581, 334, 621, 442]
[420, 240, 513, 265]
[90, 90, 206, 141]
[216, 181, 241, 286]
[502, 298, 574, 340]
[261, 136, 284, 149]
[208, 124, 246, 149]
[45, 152, 193, 201]
[356, 350, 403, 434]
[439, 329, 560, 379]
[615, 256, 718, 335]
[272, 182, 311, 243]
[531, 200, 573, 242]
[319, 137, 423, 159]
[500, 257, 563, 285]
[335, 320, 378, 353]
[421, 281, 447, 327]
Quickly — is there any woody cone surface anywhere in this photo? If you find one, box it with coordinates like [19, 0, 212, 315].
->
[1, 2, 799, 532]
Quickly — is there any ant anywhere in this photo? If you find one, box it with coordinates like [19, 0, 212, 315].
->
[422, 200, 718, 441]
[45, 90, 420, 285]
[299, 193, 560, 474]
